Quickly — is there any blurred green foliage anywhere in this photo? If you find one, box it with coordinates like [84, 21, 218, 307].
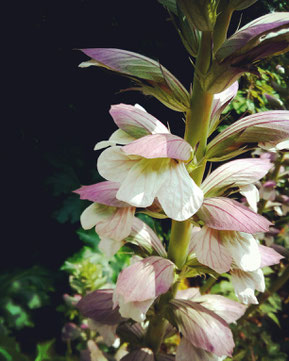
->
[0, 266, 54, 333]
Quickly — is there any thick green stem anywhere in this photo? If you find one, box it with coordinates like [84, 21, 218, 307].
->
[168, 220, 192, 269]
[144, 316, 168, 352]
[185, 31, 214, 155]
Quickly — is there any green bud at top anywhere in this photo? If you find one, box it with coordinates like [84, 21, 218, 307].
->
[177, 0, 220, 32]
[229, 0, 258, 10]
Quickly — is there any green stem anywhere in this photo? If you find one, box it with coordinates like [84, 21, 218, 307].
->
[185, 31, 214, 156]
[168, 220, 192, 269]
[144, 316, 168, 352]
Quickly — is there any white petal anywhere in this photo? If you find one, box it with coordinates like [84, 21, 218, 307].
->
[116, 158, 168, 207]
[231, 269, 265, 305]
[98, 237, 124, 258]
[157, 162, 204, 221]
[222, 231, 261, 271]
[80, 203, 113, 230]
[134, 103, 147, 112]
[113, 293, 154, 323]
[97, 146, 139, 183]
[87, 320, 118, 347]
[276, 139, 289, 150]
[240, 184, 260, 212]
[94, 129, 135, 150]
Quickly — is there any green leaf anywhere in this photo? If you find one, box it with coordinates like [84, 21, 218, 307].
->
[76, 228, 100, 250]
[35, 339, 55, 361]
[158, 0, 178, 14]
[0, 335, 29, 361]
[267, 312, 281, 327]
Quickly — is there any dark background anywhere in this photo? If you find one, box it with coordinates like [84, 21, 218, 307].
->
[5, 0, 268, 352]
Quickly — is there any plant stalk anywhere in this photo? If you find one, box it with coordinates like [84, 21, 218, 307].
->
[145, 26, 215, 355]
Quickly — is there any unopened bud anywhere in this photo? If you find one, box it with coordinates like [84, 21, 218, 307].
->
[264, 94, 285, 110]
[177, 0, 219, 32]
[276, 64, 285, 74]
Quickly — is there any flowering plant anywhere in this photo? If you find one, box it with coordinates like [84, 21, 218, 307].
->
[74, 1, 289, 359]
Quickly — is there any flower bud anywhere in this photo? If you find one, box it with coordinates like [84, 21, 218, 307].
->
[177, 0, 219, 32]
[264, 94, 285, 110]
[276, 64, 285, 74]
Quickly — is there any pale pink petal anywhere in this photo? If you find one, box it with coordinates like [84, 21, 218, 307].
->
[76, 289, 123, 325]
[231, 269, 265, 304]
[170, 299, 234, 357]
[176, 287, 201, 300]
[216, 13, 289, 61]
[109, 103, 169, 138]
[176, 338, 226, 361]
[238, 111, 289, 145]
[97, 146, 139, 183]
[123, 134, 192, 161]
[74, 181, 128, 207]
[207, 111, 289, 159]
[98, 237, 124, 258]
[198, 197, 271, 233]
[129, 217, 167, 257]
[239, 184, 259, 212]
[259, 245, 284, 267]
[114, 295, 154, 322]
[157, 162, 204, 221]
[116, 158, 168, 208]
[192, 295, 246, 323]
[95, 206, 135, 242]
[114, 256, 175, 303]
[209, 81, 239, 134]
[87, 319, 118, 347]
[87, 340, 109, 361]
[201, 158, 272, 196]
[94, 129, 135, 150]
[259, 181, 277, 201]
[189, 226, 232, 274]
[80, 203, 134, 242]
[120, 348, 154, 361]
[222, 231, 261, 271]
